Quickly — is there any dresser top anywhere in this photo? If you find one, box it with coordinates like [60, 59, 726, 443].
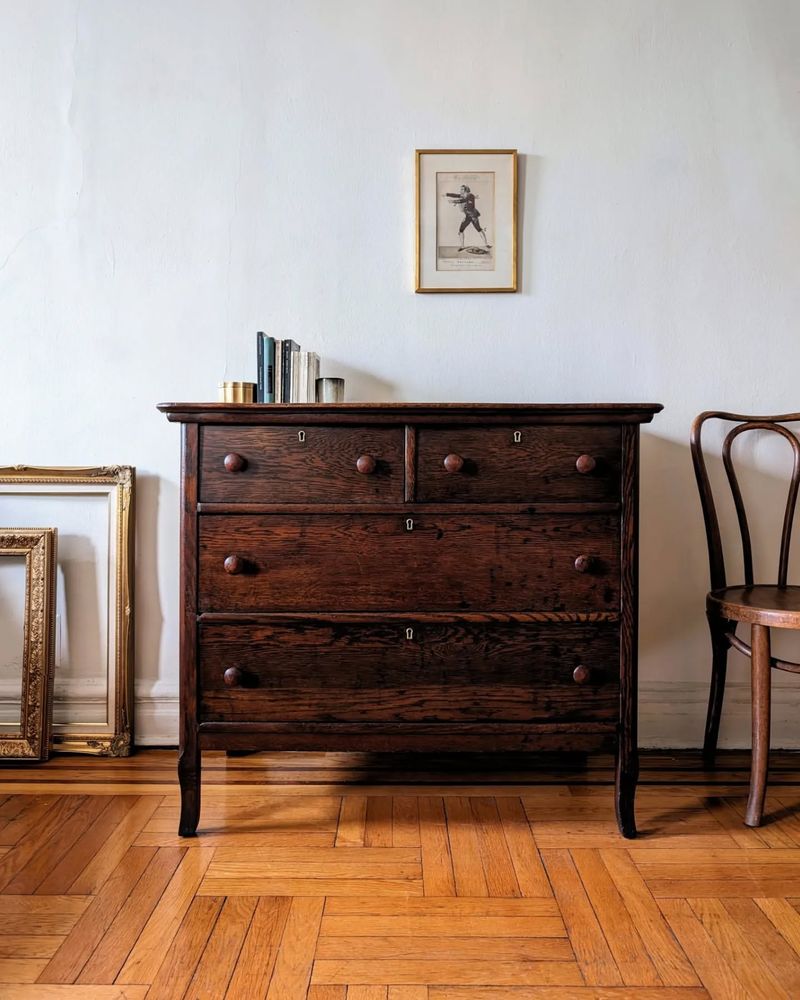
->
[158, 402, 663, 425]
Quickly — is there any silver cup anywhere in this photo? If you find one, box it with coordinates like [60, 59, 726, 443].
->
[315, 377, 345, 403]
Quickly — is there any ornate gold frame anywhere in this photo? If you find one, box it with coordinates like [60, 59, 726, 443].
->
[415, 148, 518, 293]
[0, 528, 57, 761]
[0, 467, 135, 756]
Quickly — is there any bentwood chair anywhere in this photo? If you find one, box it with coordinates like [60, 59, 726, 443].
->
[691, 411, 800, 826]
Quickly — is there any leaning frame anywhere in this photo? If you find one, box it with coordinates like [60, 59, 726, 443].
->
[0, 528, 57, 761]
[0, 467, 135, 756]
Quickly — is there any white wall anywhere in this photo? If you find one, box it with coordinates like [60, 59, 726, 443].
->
[2, 0, 799, 747]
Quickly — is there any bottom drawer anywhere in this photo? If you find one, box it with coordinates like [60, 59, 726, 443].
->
[198, 621, 619, 723]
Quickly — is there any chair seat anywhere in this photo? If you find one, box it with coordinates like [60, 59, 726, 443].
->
[708, 585, 800, 628]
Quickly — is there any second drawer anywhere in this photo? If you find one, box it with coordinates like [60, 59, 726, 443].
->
[198, 513, 620, 613]
[198, 620, 620, 723]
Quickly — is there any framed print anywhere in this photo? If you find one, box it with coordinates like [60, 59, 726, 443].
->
[0, 528, 57, 761]
[416, 149, 518, 293]
[0, 467, 135, 755]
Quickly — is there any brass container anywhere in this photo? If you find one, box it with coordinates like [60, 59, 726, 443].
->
[218, 381, 256, 403]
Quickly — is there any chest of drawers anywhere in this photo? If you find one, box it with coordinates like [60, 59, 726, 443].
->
[159, 402, 661, 838]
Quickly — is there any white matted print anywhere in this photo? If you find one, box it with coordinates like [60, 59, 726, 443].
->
[416, 150, 517, 292]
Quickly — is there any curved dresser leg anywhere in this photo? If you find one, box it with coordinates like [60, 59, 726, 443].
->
[178, 736, 201, 837]
[615, 743, 639, 839]
[745, 623, 771, 828]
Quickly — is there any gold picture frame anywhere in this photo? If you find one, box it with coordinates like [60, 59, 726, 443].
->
[0, 467, 135, 755]
[0, 528, 57, 761]
[415, 148, 518, 293]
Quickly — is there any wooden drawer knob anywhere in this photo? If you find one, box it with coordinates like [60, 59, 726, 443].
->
[575, 454, 597, 474]
[443, 453, 465, 474]
[223, 666, 244, 687]
[574, 554, 595, 574]
[356, 454, 377, 475]
[223, 453, 247, 473]
[223, 554, 246, 575]
[572, 664, 592, 685]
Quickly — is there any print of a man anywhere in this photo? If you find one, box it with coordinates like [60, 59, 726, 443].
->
[445, 185, 491, 251]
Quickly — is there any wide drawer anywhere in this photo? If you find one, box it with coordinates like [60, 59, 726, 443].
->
[199, 425, 405, 503]
[198, 513, 620, 613]
[198, 621, 620, 723]
[415, 425, 621, 502]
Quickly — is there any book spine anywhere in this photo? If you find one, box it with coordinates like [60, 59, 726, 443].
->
[281, 340, 301, 402]
[274, 340, 283, 404]
[256, 332, 265, 403]
[264, 336, 275, 403]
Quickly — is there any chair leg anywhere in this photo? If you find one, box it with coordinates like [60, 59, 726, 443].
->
[745, 623, 771, 828]
[702, 619, 729, 768]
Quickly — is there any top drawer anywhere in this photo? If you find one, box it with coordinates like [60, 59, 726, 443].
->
[416, 426, 621, 503]
[200, 426, 405, 503]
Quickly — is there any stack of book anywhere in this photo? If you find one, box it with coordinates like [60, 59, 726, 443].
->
[256, 333, 320, 403]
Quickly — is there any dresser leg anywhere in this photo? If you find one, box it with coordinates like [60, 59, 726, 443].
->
[178, 741, 201, 837]
[615, 747, 639, 839]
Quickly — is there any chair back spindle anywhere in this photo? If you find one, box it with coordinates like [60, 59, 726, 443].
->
[691, 411, 800, 591]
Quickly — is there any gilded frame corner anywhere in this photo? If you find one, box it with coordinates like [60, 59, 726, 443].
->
[0, 466, 135, 756]
[415, 148, 519, 294]
[0, 528, 57, 761]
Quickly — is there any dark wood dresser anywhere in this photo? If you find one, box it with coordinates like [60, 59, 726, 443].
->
[159, 402, 662, 838]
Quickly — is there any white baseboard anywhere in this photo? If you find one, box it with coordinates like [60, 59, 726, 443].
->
[131, 681, 800, 750]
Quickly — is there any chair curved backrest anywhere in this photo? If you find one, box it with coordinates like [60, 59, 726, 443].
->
[690, 411, 800, 592]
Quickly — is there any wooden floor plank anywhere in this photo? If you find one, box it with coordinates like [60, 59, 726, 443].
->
[77, 847, 184, 984]
[0, 988, 150, 1000]
[225, 895, 291, 1000]
[541, 848, 622, 986]
[183, 895, 257, 1000]
[418, 796, 456, 897]
[754, 896, 800, 954]
[0, 895, 92, 935]
[264, 896, 324, 999]
[721, 898, 800, 996]
[444, 797, 489, 897]
[686, 897, 790, 1000]
[323, 897, 560, 917]
[470, 797, 521, 898]
[116, 847, 214, 984]
[318, 915, 566, 938]
[146, 895, 223, 999]
[0, 797, 85, 892]
[311, 959, 584, 987]
[392, 796, 421, 848]
[335, 796, 368, 847]
[428, 990, 709, 999]
[68, 797, 161, 895]
[494, 795, 551, 897]
[314, 935, 573, 960]
[0, 935, 64, 958]
[37, 846, 155, 984]
[365, 796, 393, 848]
[571, 848, 660, 986]
[37, 796, 140, 895]
[5, 796, 108, 895]
[599, 850, 699, 987]
[658, 898, 750, 1000]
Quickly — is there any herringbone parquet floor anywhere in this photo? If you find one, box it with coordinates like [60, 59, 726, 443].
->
[1, 750, 800, 998]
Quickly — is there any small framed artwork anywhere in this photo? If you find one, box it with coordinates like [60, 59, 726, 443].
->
[0, 528, 57, 761]
[416, 148, 518, 293]
[0, 466, 135, 755]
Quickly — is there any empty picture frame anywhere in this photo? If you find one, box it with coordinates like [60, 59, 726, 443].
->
[0, 528, 57, 761]
[0, 467, 135, 755]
